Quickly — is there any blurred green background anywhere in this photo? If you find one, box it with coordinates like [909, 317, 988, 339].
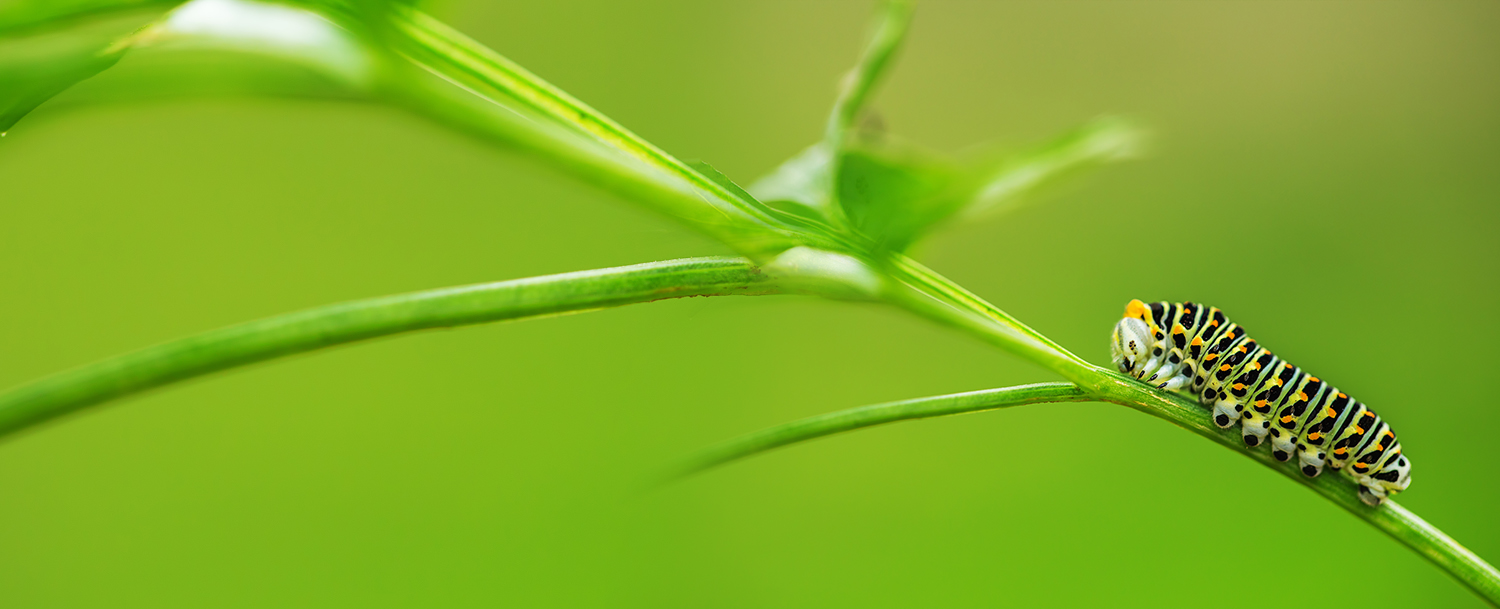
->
[2, 1, 1497, 606]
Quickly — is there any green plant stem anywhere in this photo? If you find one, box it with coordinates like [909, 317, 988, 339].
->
[387, 8, 840, 259]
[675, 382, 1089, 478]
[680, 374, 1500, 606]
[883, 254, 1096, 382]
[0, 256, 775, 440]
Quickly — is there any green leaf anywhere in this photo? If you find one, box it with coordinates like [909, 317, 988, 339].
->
[0, 10, 148, 132]
[1, 0, 382, 133]
[745, 142, 833, 221]
[789, 117, 1141, 253]
[0, 0, 180, 34]
[954, 115, 1142, 222]
[835, 137, 959, 251]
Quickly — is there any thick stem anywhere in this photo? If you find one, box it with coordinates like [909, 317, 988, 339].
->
[0, 257, 776, 440]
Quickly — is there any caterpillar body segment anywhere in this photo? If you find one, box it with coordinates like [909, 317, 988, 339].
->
[1110, 300, 1412, 505]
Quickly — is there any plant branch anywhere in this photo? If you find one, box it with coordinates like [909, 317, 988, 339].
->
[672, 382, 1088, 479]
[0, 256, 775, 440]
[679, 373, 1500, 606]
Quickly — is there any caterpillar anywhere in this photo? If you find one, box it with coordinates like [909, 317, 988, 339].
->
[1110, 300, 1411, 506]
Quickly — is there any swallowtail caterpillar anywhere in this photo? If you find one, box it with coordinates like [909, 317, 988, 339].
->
[1110, 300, 1411, 505]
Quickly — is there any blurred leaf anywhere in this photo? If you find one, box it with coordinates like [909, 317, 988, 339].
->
[746, 142, 833, 222]
[0, 10, 149, 132]
[824, 0, 911, 151]
[0, 0, 179, 34]
[956, 116, 1143, 222]
[129, 0, 377, 86]
[772, 117, 1143, 253]
[768, 0, 911, 229]
[1, 0, 382, 133]
[835, 136, 959, 251]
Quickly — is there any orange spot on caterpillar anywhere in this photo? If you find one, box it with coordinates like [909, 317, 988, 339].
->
[1354, 426, 1365, 434]
[1338, 393, 1347, 399]
[1297, 392, 1308, 402]
[1280, 415, 1296, 424]
[1210, 319, 1220, 327]
[1205, 353, 1219, 361]
[1310, 376, 1320, 382]
[1308, 432, 1322, 440]
[1232, 383, 1245, 391]
[1325, 407, 1337, 418]
[1219, 364, 1231, 371]
[1172, 324, 1184, 334]
[1191, 337, 1204, 346]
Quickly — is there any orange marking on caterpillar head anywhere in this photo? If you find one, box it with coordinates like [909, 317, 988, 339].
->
[1125, 300, 1150, 321]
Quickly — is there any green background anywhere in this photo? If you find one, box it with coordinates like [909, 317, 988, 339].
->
[2, 1, 1497, 606]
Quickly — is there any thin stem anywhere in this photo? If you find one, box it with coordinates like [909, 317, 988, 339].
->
[0, 256, 776, 440]
[1089, 372, 1500, 605]
[672, 382, 1088, 479]
[679, 377, 1500, 606]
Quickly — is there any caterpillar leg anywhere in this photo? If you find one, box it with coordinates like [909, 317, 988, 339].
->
[1296, 443, 1328, 478]
[1268, 425, 1298, 462]
[1209, 396, 1243, 429]
[1356, 483, 1388, 506]
[1239, 409, 1271, 447]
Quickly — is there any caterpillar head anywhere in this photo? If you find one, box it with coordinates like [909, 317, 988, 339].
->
[1111, 310, 1153, 376]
